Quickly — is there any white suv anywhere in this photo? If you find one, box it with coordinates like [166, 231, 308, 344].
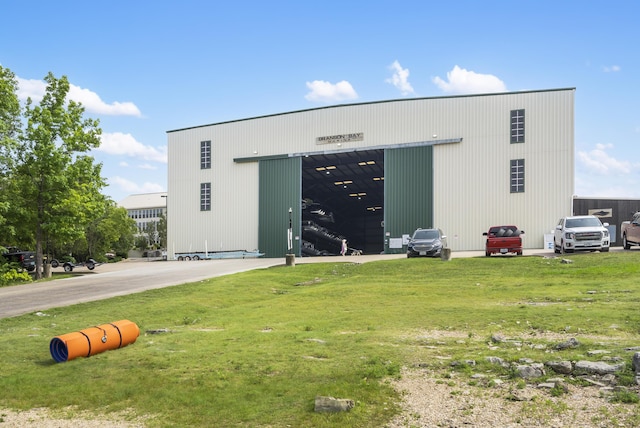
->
[554, 215, 610, 254]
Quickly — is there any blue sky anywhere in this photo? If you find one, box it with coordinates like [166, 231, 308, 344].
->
[2, 1, 639, 203]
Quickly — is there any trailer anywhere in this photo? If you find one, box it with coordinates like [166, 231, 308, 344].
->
[51, 258, 102, 272]
[174, 250, 264, 261]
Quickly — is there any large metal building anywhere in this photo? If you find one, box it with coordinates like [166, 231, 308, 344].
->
[166, 88, 575, 258]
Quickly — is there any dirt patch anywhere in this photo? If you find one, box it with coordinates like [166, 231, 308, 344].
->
[386, 368, 640, 427]
[0, 407, 147, 427]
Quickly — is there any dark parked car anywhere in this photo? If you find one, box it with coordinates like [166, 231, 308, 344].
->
[407, 228, 446, 258]
[483, 225, 524, 256]
[1, 247, 36, 272]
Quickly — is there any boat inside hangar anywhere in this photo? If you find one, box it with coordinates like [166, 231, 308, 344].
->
[301, 149, 384, 256]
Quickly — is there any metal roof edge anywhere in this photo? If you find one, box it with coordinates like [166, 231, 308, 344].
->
[167, 88, 576, 134]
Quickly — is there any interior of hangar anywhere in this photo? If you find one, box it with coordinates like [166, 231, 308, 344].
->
[300, 149, 385, 256]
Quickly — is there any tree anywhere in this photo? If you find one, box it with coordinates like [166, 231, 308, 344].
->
[142, 220, 159, 248]
[157, 213, 167, 249]
[83, 199, 137, 260]
[8, 71, 104, 278]
[0, 66, 22, 241]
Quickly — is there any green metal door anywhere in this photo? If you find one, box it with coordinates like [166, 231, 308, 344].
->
[384, 146, 434, 253]
[258, 157, 301, 258]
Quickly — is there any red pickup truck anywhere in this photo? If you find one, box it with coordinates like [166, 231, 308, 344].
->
[483, 225, 524, 256]
[621, 212, 640, 249]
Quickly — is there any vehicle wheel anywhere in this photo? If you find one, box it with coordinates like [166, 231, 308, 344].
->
[185, 256, 191, 261]
[51, 259, 59, 268]
[554, 239, 561, 254]
[87, 263, 95, 270]
[517, 251, 523, 256]
[193, 255, 200, 261]
[601, 247, 610, 252]
[64, 264, 73, 272]
[623, 234, 630, 250]
[485, 251, 490, 257]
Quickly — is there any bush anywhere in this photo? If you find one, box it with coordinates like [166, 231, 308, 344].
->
[0, 265, 32, 286]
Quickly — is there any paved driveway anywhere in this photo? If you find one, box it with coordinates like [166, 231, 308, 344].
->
[0, 258, 284, 319]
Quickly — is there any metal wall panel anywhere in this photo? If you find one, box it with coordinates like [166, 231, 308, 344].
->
[258, 157, 301, 257]
[432, 90, 574, 250]
[166, 127, 259, 259]
[384, 146, 433, 254]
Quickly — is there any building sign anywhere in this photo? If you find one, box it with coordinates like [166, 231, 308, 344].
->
[589, 208, 612, 218]
[316, 132, 364, 145]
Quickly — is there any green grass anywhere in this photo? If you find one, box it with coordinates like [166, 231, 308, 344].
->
[1, 252, 640, 426]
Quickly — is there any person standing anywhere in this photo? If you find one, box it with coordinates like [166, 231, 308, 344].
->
[340, 239, 347, 256]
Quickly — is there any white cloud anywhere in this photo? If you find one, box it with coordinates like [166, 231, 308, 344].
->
[109, 176, 165, 194]
[16, 77, 47, 101]
[16, 77, 141, 117]
[138, 163, 157, 170]
[603, 65, 621, 73]
[98, 132, 167, 163]
[386, 60, 414, 96]
[432, 65, 507, 94]
[577, 143, 633, 175]
[575, 178, 640, 199]
[304, 80, 358, 102]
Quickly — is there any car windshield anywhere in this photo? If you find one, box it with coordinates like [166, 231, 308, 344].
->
[413, 229, 439, 240]
[565, 217, 602, 228]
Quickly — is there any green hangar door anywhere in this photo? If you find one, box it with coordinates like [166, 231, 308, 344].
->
[258, 157, 301, 258]
[384, 145, 434, 254]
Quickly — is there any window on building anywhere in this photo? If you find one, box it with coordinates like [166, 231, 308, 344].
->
[200, 182, 211, 211]
[510, 109, 525, 143]
[510, 159, 525, 193]
[201, 140, 211, 169]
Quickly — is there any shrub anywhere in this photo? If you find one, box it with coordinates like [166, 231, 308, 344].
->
[0, 265, 32, 286]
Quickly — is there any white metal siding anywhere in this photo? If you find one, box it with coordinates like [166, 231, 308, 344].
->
[167, 89, 574, 256]
[167, 128, 259, 257]
[432, 90, 574, 250]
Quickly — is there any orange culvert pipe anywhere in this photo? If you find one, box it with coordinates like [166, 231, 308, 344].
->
[49, 319, 140, 363]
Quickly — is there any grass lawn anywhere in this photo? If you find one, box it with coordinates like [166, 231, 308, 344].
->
[1, 252, 640, 426]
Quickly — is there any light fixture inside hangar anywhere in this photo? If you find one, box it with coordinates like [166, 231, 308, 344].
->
[301, 149, 384, 256]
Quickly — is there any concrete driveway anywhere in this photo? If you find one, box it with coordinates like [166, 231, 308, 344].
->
[0, 258, 284, 319]
[0, 248, 566, 319]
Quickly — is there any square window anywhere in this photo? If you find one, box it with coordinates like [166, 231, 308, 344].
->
[200, 182, 211, 211]
[510, 159, 525, 193]
[201, 140, 211, 169]
[510, 109, 525, 143]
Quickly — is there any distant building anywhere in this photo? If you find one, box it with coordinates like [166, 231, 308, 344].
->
[119, 192, 167, 244]
[572, 197, 640, 246]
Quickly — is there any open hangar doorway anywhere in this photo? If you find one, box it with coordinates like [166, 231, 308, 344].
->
[301, 149, 384, 256]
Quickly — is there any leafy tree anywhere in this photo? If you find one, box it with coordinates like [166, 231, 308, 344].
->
[135, 235, 149, 252]
[7, 71, 104, 278]
[83, 199, 137, 260]
[157, 213, 167, 249]
[143, 220, 159, 248]
[0, 66, 22, 241]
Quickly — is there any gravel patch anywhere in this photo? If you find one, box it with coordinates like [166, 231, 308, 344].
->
[386, 367, 640, 427]
[0, 408, 146, 427]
